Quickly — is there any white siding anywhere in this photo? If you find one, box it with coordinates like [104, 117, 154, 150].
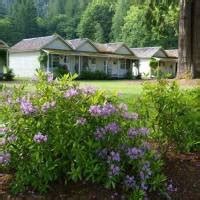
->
[115, 46, 132, 55]
[45, 38, 71, 50]
[78, 42, 98, 52]
[9, 51, 40, 77]
[139, 58, 151, 78]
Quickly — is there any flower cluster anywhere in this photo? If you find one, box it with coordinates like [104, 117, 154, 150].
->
[20, 98, 38, 115]
[81, 86, 97, 95]
[94, 128, 106, 140]
[108, 151, 121, 162]
[127, 147, 144, 160]
[122, 112, 139, 120]
[124, 175, 136, 188]
[89, 103, 116, 117]
[117, 103, 128, 112]
[105, 122, 120, 134]
[167, 180, 177, 193]
[128, 127, 150, 139]
[94, 122, 120, 140]
[109, 164, 120, 177]
[76, 117, 87, 126]
[64, 88, 78, 98]
[0, 153, 11, 164]
[33, 132, 48, 143]
[0, 127, 8, 133]
[41, 101, 56, 112]
[47, 73, 54, 83]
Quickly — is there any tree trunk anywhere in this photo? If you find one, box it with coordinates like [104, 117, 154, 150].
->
[192, 0, 200, 78]
[178, 0, 200, 78]
[177, 0, 192, 78]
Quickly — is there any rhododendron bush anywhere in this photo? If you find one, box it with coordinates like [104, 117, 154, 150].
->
[0, 71, 166, 199]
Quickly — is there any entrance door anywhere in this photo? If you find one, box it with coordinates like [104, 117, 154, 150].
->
[111, 59, 118, 77]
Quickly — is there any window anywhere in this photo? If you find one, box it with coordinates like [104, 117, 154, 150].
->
[53, 55, 60, 67]
[91, 58, 96, 64]
[120, 59, 126, 69]
[64, 56, 69, 63]
[113, 60, 117, 65]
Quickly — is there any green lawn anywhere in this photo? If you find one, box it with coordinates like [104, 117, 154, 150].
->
[78, 80, 143, 107]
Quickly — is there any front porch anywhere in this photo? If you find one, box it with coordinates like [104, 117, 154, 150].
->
[43, 50, 136, 78]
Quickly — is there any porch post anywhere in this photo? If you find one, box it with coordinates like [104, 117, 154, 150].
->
[118, 58, 120, 78]
[106, 58, 108, 74]
[47, 53, 50, 72]
[6, 50, 9, 67]
[78, 56, 81, 75]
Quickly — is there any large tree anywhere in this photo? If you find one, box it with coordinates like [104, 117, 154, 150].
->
[178, 0, 200, 78]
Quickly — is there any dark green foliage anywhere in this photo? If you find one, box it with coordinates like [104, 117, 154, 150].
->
[0, 0, 179, 48]
[3, 67, 15, 80]
[137, 80, 200, 152]
[80, 70, 110, 80]
[53, 66, 69, 78]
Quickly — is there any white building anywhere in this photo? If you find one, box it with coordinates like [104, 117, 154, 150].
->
[9, 34, 137, 78]
[8, 34, 178, 79]
[131, 47, 178, 78]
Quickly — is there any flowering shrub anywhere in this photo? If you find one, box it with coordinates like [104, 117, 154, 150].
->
[0, 71, 166, 199]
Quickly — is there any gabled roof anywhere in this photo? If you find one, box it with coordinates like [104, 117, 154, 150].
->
[165, 49, 178, 58]
[94, 42, 135, 55]
[9, 34, 73, 53]
[0, 40, 9, 49]
[130, 47, 167, 58]
[67, 38, 99, 52]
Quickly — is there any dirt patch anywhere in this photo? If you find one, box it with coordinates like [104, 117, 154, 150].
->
[164, 152, 200, 200]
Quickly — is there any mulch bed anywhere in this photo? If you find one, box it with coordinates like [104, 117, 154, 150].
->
[0, 151, 200, 200]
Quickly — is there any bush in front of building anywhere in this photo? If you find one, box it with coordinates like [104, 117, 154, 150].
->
[80, 70, 110, 80]
[0, 70, 167, 199]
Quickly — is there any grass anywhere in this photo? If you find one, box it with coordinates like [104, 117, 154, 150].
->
[78, 80, 143, 107]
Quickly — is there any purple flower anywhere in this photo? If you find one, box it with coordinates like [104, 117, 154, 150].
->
[97, 148, 108, 159]
[167, 180, 177, 192]
[47, 73, 53, 82]
[89, 104, 116, 117]
[108, 151, 120, 162]
[89, 105, 102, 116]
[33, 132, 48, 143]
[118, 103, 128, 111]
[7, 98, 12, 105]
[138, 128, 149, 136]
[20, 99, 37, 115]
[122, 112, 139, 120]
[109, 164, 120, 177]
[32, 75, 37, 82]
[105, 122, 120, 134]
[7, 134, 18, 143]
[41, 101, 56, 112]
[64, 88, 78, 98]
[81, 86, 96, 95]
[140, 162, 152, 181]
[128, 128, 139, 139]
[141, 182, 148, 191]
[101, 103, 116, 116]
[127, 147, 144, 160]
[0, 138, 6, 145]
[94, 128, 106, 140]
[0, 127, 8, 133]
[124, 175, 136, 188]
[0, 153, 11, 164]
[76, 117, 87, 126]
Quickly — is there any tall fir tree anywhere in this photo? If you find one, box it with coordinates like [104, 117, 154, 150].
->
[11, 0, 38, 41]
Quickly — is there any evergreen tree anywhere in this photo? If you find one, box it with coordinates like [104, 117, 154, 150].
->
[78, 0, 114, 42]
[0, 0, 6, 17]
[94, 22, 104, 42]
[111, 0, 133, 41]
[11, 0, 38, 41]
